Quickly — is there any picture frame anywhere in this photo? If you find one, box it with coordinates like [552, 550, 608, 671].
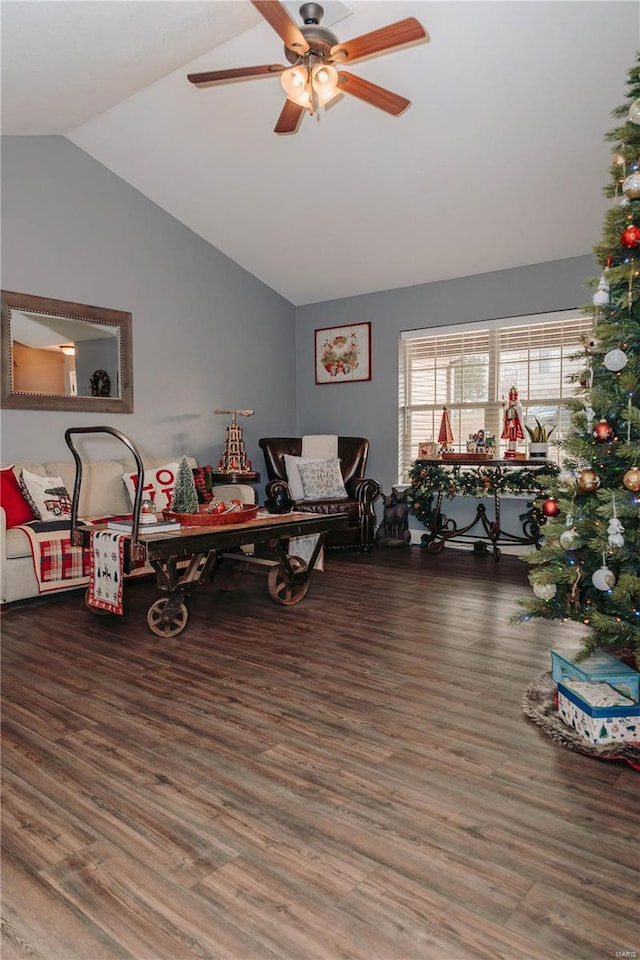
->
[418, 441, 438, 459]
[315, 322, 371, 385]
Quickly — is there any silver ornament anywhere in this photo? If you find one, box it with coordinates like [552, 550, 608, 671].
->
[603, 348, 628, 372]
[532, 582, 557, 600]
[560, 528, 581, 550]
[622, 173, 640, 199]
[591, 565, 616, 591]
[607, 517, 625, 549]
[592, 274, 610, 306]
[616, 194, 631, 207]
[628, 99, 640, 125]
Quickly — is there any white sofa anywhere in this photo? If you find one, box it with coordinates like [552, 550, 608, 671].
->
[1, 455, 254, 605]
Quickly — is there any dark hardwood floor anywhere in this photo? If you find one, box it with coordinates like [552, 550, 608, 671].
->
[2, 546, 638, 960]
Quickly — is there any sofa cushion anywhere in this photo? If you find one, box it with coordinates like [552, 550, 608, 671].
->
[4, 526, 33, 559]
[1, 466, 36, 527]
[18, 468, 72, 521]
[45, 459, 131, 518]
[298, 458, 348, 500]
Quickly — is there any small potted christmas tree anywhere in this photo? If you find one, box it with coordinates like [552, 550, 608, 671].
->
[169, 457, 199, 516]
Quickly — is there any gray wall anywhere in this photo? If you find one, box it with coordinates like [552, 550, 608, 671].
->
[295, 256, 597, 495]
[1, 136, 296, 481]
[2, 135, 596, 526]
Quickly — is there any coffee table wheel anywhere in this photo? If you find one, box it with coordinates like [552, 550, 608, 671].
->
[85, 588, 110, 615]
[267, 556, 309, 606]
[147, 597, 189, 637]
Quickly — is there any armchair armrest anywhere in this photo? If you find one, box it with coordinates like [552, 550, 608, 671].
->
[346, 477, 382, 506]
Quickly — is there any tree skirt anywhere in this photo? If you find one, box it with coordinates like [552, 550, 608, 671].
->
[522, 672, 640, 771]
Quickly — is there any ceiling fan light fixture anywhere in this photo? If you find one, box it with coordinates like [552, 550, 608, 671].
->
[311, 63, 339, 105]
[281, 64, 310, 104]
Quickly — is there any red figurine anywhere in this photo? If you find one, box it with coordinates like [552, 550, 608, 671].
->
[501, 385, 524, 458]
[437, 406, 454, 452]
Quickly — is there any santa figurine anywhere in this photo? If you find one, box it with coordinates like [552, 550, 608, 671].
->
[501, 385, 524, 458]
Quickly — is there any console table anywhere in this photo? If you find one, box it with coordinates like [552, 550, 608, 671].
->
[407, 458, 559, 561]
[212, 471, 260, 484]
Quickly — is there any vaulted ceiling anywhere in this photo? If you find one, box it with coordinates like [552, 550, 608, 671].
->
[2, 1, 639, 305]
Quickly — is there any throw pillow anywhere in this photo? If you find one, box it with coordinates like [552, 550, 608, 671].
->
[18, 467, 72, 521]
[297, 458, 348, 500]
[283, 454, 306, 500]
[283, 455, 325, 501]
[192, 465, 214, 504]
[0, 466, 36, 527]
[122, 461, 180, 513]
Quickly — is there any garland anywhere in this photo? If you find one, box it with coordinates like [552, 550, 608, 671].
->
[408, 460, 560, 527]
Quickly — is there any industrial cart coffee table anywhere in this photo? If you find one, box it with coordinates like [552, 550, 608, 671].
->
[65, 426, 348, 637]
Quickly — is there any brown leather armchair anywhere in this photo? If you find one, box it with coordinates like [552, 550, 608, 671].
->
[259, 437, 381, 552]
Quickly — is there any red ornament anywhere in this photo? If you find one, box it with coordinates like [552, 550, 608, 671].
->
[541, 497, 560, 517]
[592, 418, 614, 442]
[620, 224, 640, 248]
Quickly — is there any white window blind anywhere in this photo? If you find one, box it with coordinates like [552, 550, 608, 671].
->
[398, 310, 593, 481]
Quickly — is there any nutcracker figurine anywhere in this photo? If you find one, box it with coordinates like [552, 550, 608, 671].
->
[501, 385, 524, 458]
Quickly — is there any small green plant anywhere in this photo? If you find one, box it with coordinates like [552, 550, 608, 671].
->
[524, 418, 556, 443]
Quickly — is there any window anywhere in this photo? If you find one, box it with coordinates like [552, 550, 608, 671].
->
[399, 310, 593, 481]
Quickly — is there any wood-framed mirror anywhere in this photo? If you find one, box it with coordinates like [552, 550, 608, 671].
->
[1, 290, 133, 412]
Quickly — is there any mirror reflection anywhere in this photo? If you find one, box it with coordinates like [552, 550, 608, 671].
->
[1, 291, 133, 413]
[11, 309, 120, 398]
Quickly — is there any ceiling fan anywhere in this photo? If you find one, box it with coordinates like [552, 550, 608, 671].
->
[187, 1, 428, 135]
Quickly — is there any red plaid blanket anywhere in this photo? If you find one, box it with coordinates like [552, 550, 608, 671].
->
[16, 520, 151, 595]
[16, 521, 92, 594]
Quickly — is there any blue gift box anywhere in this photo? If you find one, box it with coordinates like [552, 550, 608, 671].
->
[558, 681, 640, 745]
[551, 645, 639, 702]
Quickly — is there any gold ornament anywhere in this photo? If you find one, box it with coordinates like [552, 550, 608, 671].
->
[622, 466, 640, 492]
[577, 468, 600, 493]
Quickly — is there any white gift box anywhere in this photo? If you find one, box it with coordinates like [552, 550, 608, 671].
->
[557, 681, 640, 745]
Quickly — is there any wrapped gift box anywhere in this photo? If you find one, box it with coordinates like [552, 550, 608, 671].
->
[557, 681, 640, 745]
[551, 645, 639, 702]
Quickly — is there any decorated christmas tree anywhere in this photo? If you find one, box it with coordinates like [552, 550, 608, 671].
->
[170, 457, 199, 514]
[514, 58, 640, 661]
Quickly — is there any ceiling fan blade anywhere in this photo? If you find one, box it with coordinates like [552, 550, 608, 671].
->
[188, 64, 286, 85]
[274, 98, 306, 135]
[337, 71, 410, 116]
[330, 17, 427, 65]
[251, 0, 310, 55]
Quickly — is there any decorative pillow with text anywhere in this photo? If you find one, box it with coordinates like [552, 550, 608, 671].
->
[18, 467, 73, 521]
[283, 455, 323, 500]
[297, 458, 348, 500]
[122, 462, 180, 512]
